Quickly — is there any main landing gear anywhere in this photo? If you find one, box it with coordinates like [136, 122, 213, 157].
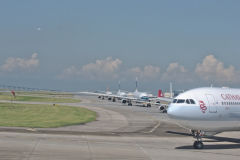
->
[191, 130, 204, 149]
[128, 101, 132, 106]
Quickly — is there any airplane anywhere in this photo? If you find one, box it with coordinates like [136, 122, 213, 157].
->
[80, 88, 113, 100]
[78, 81, 128, 102]
[167, 87, 240, 149]
[154, 83, 174, 112]
[120, 77, 155, 107]
[116, 81, 127, 97]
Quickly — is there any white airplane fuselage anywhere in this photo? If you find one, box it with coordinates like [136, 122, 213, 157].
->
[116, 90, 127, 97]
[167, 87, 240, 134]
[127, 90, 150, 100]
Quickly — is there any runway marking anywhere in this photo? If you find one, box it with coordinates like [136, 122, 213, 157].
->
[134, 142, 153, 160]
[26, 135, 46, 160]
[83, 135, 93, 160]
[144, 121, 161, 133]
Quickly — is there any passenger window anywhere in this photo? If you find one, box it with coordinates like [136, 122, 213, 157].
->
[190, 99, 195, 104]
[173, 99, 177, 103]
[177, 99, 185, 103]
[186, 99, 190, 104]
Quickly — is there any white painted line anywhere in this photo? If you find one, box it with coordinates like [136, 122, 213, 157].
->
[149, 121, 161, 133]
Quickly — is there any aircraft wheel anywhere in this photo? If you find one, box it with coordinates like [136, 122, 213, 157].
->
[147, 104, 151, 107]
[128, 103, 132, 106]
[193, 141, 204, 149]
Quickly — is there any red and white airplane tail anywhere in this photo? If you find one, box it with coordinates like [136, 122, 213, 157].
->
[158, 89, 164, 97]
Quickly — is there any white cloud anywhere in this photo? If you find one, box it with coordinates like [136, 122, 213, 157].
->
[195, 55, 237, 83]
[1, 53, 39, 72]
[60, 57, 122, 80]
[59, 54, 240, 85]
[162, 62, 190, 82]
[128, 65, 161, 79]
[61, 66, 81, 76]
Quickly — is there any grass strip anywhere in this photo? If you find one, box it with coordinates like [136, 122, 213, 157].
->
[0, 103, 96, 128]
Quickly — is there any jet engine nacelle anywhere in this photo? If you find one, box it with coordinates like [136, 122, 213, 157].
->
[122, 99, 127, 104]
[159, 104, 168, 113]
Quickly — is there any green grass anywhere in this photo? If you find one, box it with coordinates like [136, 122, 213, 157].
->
[0, 93, 81, 103]
[0, 103, 96, 128]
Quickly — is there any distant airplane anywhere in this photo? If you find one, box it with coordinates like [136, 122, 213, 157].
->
[77, 81, 127, 102]
[116, 81, 127, 97]
[121, 77, 153, 106]
[77, 78, 155, 107]
[154, 83, 174, 112]
[167, 87, 240, 149]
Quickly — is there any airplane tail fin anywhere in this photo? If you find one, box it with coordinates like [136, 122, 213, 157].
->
[118, 81, 121, 92]
[158, 89, 164, 97]
[135, 77, 138, 92]
[170, 82, 173, 98]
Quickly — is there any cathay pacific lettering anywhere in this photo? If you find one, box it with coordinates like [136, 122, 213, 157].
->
[221, 94, 240, 101]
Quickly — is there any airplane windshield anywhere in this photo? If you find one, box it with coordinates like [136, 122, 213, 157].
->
[177, 99, 185, 103]
[172, 99, 196, 104]
[189, 99, 195, 104]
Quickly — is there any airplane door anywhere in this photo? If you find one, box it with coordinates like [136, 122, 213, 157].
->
[206, 94, 217, 113]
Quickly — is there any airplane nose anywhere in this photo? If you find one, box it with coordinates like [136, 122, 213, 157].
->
[167, 104, 175, 117]
[167, 104, 181, 119]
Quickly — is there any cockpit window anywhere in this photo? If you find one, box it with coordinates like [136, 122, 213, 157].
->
[190, 99, 195, 104]
[172, 99, 196, 104]
[173, 99, 177, 103]
[177, 99, 185, 103]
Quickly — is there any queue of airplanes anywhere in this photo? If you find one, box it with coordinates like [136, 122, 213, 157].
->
[79, 78, 173, 109]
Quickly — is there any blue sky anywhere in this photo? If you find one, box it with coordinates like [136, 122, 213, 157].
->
[0, 0, 240, 93]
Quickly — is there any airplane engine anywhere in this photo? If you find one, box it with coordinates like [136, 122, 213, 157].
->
[122, 99, 127, 104]
[159, 104, 168, 113]
[147, 103, 151, 107]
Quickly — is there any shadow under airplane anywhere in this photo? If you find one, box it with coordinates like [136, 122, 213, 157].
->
[166, 130, 240, 150]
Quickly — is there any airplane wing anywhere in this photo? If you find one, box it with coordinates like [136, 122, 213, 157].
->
[154, 97, 173, 103]
[74, 91, 111, 97]
[75, 91, 126, 100]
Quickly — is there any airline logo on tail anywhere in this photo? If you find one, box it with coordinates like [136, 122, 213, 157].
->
[199, 100, 207, 113]
[158, 90, 164, 97]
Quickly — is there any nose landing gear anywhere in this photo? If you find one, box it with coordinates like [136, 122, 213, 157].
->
[192, 130, 204, 149]
[193, 141, 204, 149]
